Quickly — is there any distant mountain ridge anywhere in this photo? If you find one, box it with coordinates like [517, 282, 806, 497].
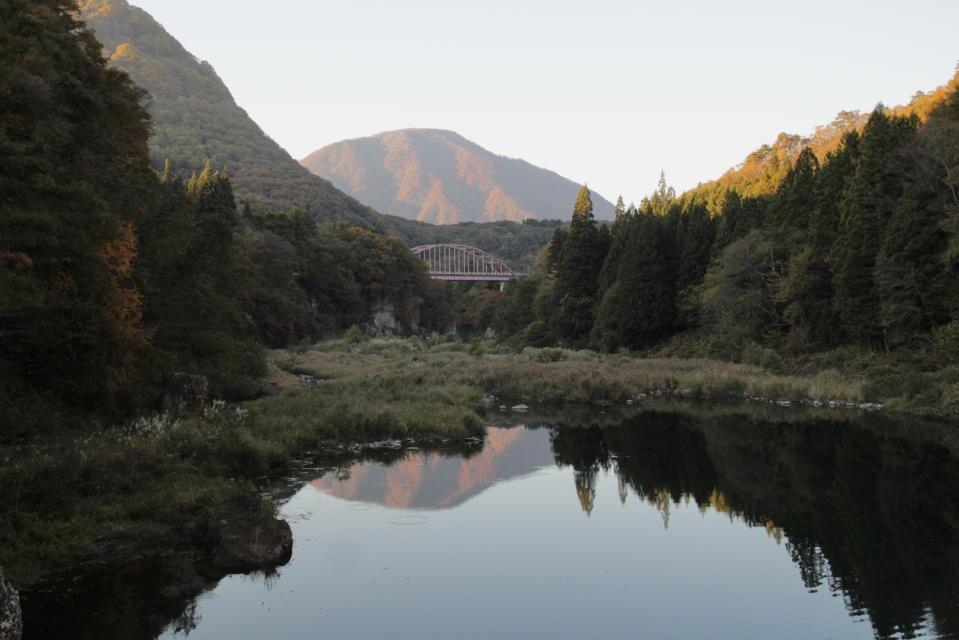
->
[301, 129, 616, 224]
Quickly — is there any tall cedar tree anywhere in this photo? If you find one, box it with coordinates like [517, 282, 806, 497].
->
[555, 187, 605, 344]
[832, 108, 918, 347]
[809, 131, 860, 255]
[769, 147, 819, 238]
[593, 212, 676, 350]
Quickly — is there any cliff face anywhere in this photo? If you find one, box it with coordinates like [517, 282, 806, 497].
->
[302, 129, 616, 224]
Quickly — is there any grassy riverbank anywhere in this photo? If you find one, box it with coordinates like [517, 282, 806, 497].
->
[4, 335, 957, 587]
[271, 336, 868, 408]
[0, 369, 483, 587]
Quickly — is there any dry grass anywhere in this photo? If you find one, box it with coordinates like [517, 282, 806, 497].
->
[273, 339, 867, 407]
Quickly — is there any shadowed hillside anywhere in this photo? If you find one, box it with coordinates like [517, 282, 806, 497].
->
[78, 0, 386, 226]
[302, 128, 616, 224]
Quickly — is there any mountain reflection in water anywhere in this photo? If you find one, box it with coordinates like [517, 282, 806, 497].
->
[22, 408, 959, 640]
[310, 426, 555, 510]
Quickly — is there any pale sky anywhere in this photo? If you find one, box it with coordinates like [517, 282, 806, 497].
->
[131, 0, 958, 205]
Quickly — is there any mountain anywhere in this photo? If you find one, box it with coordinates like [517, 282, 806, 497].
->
[77, 0, 384, 226]
[301, 129, 616, 224]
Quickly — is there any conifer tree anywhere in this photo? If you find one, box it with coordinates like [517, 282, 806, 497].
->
[596, 203, 633, 299]
[593, 213, 675, 350]
[554, 186, 605, 344]
[186, 170, 199, 198]
[810, 131, 860, 256]
[650, 171, 677, 215]
[769, 147, 818, 236]
[876, 181, 948, 344]
[832, 107, 918, 347]
[675, 204, 715, 294]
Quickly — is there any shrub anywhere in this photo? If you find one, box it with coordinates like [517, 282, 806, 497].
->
[741, 341, 785, 372]
[534, 348, 568, 363]
[344, 324, 366, 345]
[933, 321, 959, 359]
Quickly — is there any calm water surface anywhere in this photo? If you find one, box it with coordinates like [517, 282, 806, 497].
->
[26, 408, 959, 639]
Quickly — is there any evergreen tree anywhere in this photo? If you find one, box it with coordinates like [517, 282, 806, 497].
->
[832, 107, 918, 347]
[545, 227, 568, 274]
[614, 196, 626, 220]
[875, 181, 948, 345]
[596, 203, 634, 299]
[809, 131, 860, 255]
[650, 171, 677, 215]
[769, 146, 819, 237]
[675, 203, 716, 294]
[554, 186, 605, 344]
[778, 247, 838, 349]
[593, 212, 675, 350]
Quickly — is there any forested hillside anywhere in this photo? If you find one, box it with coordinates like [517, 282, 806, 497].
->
[77, 0, 388, 226]
[302, 128, 616, 224]
[1, 1, 450, 433]
[494, 68, 959, 415]
[688, 73, 959, 209]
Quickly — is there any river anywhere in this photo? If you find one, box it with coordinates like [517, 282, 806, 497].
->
[21, 406, 959, 639]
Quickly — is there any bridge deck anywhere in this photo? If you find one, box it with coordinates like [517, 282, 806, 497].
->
[428, 273, 522, 282]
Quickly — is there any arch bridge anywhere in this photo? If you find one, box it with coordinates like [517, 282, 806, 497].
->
[410, 244, 523, 282]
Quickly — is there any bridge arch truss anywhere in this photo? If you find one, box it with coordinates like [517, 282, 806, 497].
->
[410, 244, 521, 281]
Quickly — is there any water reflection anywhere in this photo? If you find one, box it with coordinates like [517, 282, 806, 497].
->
[21, 408, 959, 639]
[311, 426, 555, 509]
[548, 411, 959, 639]
[309, 410, 959, 638]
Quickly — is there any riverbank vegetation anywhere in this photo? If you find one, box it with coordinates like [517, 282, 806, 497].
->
[0, 363, 483, 586]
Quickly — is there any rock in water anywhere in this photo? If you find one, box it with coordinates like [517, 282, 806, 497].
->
[0, 570, 22, 640]
[209, 517, 293, 574]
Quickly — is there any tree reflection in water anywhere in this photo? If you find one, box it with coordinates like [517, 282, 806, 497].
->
[549, 410, 959, 640]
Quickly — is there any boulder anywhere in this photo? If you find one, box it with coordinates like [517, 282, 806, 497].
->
[209, 517, 293, 574]
[0, 569, 22, 640]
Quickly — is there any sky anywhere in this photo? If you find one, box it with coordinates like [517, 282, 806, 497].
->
[131, 0, 958, 204]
